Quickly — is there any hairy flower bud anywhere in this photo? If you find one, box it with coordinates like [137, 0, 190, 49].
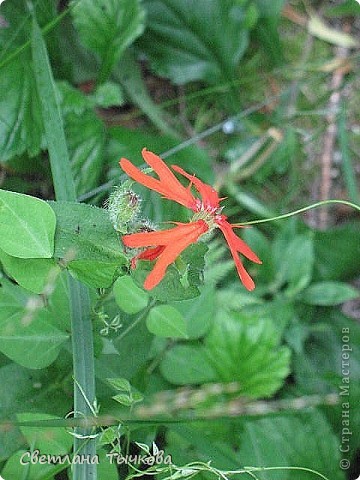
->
[106, 181, 141, 234]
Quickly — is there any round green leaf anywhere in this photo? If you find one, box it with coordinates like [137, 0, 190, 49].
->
[18, 413, 72, 455]
[146, 305, 188, 338]
[0, 189, 56, 258]
[113, 276, 149, 314]
[0, 249, 59, 294]
[0, 309, 68, 369]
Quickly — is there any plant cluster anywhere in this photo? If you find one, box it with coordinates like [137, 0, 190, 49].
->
[0, 1, 359, 480]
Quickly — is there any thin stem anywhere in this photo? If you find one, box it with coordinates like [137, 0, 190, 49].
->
[233, 200, 360, 226]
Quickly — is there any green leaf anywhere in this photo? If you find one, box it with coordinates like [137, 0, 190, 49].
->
[107, 377, 131, 392]
[56, 81, 106, 196]
[18, 413, 72, 455]
[49, 201, 126, 287]
[203, 312, 291, 398]
[0, 53, 43, 162]
[65, 107, 106, 197]
[282, 234, 314, 296]
[115, 50, 179, 137]
[302, 281, 359, 306]
[173, 284, 214, 339]
[0, 0, 55, 162]
[138, 0, 249, 84]
[238, 411, 345, 480]
[72, 0, 145, 83]
[0, 250, 59, 294]
[253, 0, 285, 66]
[313, 222, 360, 281]
[294, 310, 360, 394]
[133, 261, 201, 302]
[113, 275, 149, 314]
[0, 190, 56, 258]
[160, 345, 216, 384]
[69, 259, 120, 289]
[112, 393, 133, 406]
[96, 318, 153, 379]
[161, 311, 290, 397]
[2, 450, 62, 480]
[31, 12, 77, 202]
[97, 448, 119, 480]
[50, 200, 126, 261]
[0, 309, 69, 369]
[146, 305, 188, 338]
[91, 81, 124, 108]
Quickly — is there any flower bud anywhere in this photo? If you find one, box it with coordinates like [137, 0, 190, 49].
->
[106, 181, 141, 233]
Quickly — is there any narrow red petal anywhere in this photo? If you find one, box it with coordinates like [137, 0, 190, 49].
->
[143, 220, 208, 290]
[216, 218, 260, 291]
[119, 150, 196, 209]
[171, 164, 220, 211]
[122, 221, 207, 248]
[216, 217, 262, 264]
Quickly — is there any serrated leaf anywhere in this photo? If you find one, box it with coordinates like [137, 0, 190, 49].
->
[161, 312, 291, 398]
[146, 305, 188, 338]
[204, 312, 291, 398]
[72, 0, 145, 83]
[0, 53, 44, 161]
[0, 2, 57, 162]
[65, 107, 106, 197]
[238, 411, 345, 480]
[138, 0, 249, 84]
[113, 275, 149, 314]
[302, 281, 359, 306]
[0, 190, 56, 258]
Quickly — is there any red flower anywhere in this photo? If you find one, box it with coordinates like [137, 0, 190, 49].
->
[120, 148, 261, 291]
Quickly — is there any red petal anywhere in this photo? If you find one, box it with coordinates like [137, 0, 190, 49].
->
[171, 164, 220, 211]
[216, 217, 262, 263]
[143, 220, 208, 290]
[119, 149, 196, 209]
[122, 221, 207, 248]
[216, 218, 261, 291]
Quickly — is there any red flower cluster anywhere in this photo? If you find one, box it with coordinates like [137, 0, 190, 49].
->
[120, 149, 261, 291]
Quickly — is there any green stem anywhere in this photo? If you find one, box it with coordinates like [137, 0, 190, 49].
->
[30, 7, 97, 479]
[233, 199, 360, 226]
